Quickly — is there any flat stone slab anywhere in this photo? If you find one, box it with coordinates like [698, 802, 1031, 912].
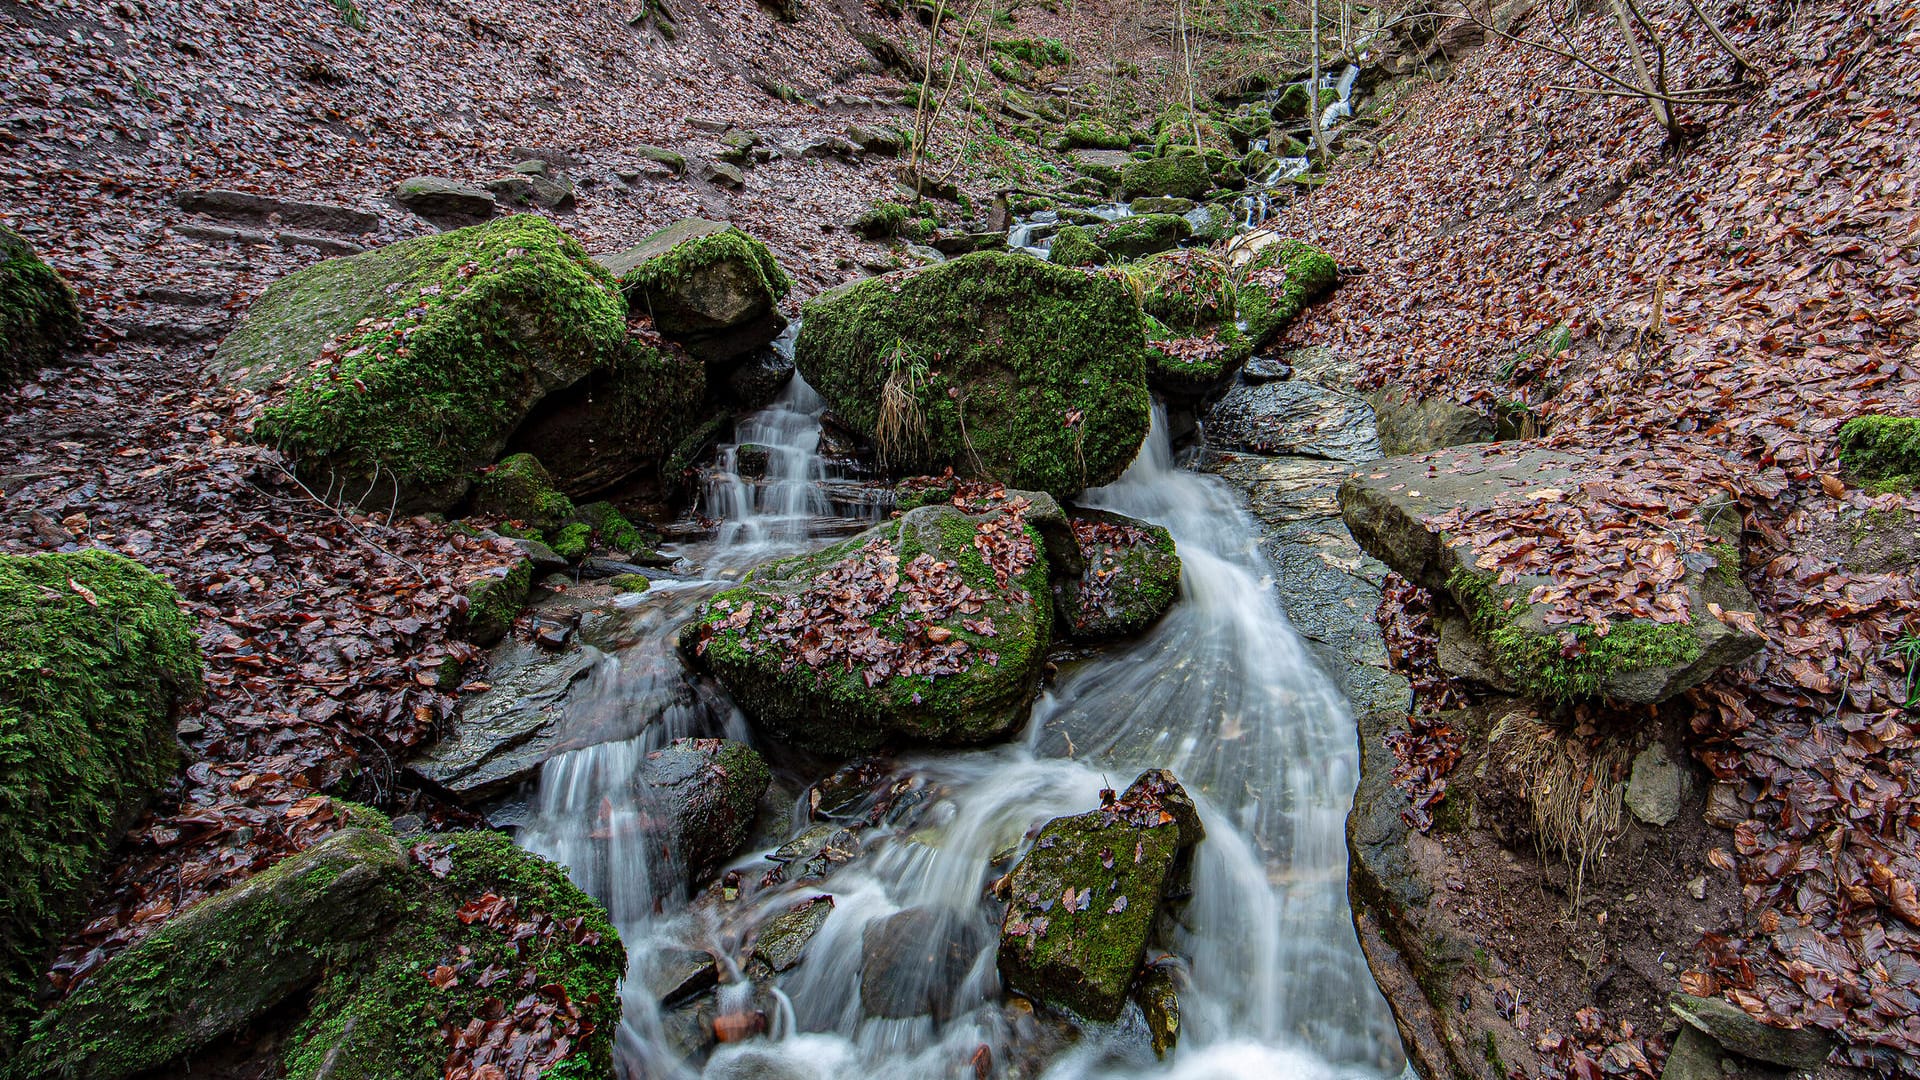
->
[1204, 379, 1382, 463]
[177, 188, 380, 233]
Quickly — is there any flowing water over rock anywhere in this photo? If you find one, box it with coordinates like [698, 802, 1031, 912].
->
[516, 386, 1405, 1078]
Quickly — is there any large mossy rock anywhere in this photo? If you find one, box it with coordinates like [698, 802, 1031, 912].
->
[1338, 444, 1765, 704]
[0, 550, 200, 1052]
[1120, 155, 1211, 201]
[997, 771, 1200, 1020]
[1125, 249, 1253, 394]
[794, 251, 1152, 498]
[210, 215, 641, 512]
[639, 738, 771, 896]
[1090, 213, 1190, 259]
[1232, 234, 1336, 346]
[683, 499, 1055, 754]
[599, 219, 792, 364]
[0, 224, 83, 385]
[1054, 509, 1180, 640]
[20, 829, 409, 1079]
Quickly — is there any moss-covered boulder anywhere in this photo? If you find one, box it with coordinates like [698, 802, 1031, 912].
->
[0, 550, 200, 1052]
[1047, 225, 1109, 268]
[1054, 510, 1180, 640]
[472, 452, 576, 532]
[1059, 119, 1133, 150]
[281, 827, 623, 1080]
[599, 219, 792, 364]
[1123, 249, 1254, 394]
[997, 771, 1200, 1020]
[794, 251, 1151, 497]
[1338, 444, 1765, 704]
[683, 499, 1054, 754]
[20, 829, 409, 1079]
[639, 738, 770, 896]
[0, 224, 83, 386]
[211, 215, 637, 512]
[1120, 155, 1211, 201]
[1091, 213, 1190, 260]
[502, 334, 707, 499]
[1234, 235, 1336, 346]
[1838, 414, 1920, 490]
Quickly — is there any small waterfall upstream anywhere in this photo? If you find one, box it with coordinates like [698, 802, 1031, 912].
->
[515, 387, 1405, 1078]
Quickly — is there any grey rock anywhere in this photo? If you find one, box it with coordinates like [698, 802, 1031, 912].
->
[752, 894, 834, 972]
[1625, 743, 1685, 826]
[275, 231, 365, 256]
[861, 906, 985, 1020]
[1658, 1025, 1725, 1080]
[1204, 379, 1382, 462]
[1240, 355, 1292, 382]
[688, 116, 733, 132]
[503, 535, 570, 573]
[1668, 993, 1834, 1069]
[597, 218, 789, 363]
[173, 222, 270, 246]
[844, 123, 904, 156]
[646, 947, 720, 1006]
[392, 176, 497, 223]
[176, 188, 380, 233]
[700, 160, 746, 189]
[485, 171, 576, 212]
[637, 738, 771, 894]
[635, 145, 687, 174]
[1366, 386, 1494, 456]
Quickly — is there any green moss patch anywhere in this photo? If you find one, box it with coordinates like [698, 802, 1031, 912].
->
[472, 453, 575, 532]
[1236, 238, 1336, 346]
[794, 251, 1152, 497]
[0, 550, 200, 1052]
[0, 225, 83, 385]
[1091, 213, 1190, 260]
[215, 215, 629, 511]
[1838, 415, 1920, 490]
[1047, 226, 1109, 268]
[1054, 511, 1181, 640]
[1120, 156, 1212, 201]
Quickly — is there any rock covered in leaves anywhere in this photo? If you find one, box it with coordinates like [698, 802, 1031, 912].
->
[211, 215, 674, 512]
[684, 496, 1054, 755]
[599, 218, 792, 365]
[0, 223, 83, 386]
[1125, 249, 1254, 394]
[637, 738, 771, 896]
[997, 771, 1202, 1020]
[1339, 444, 1765, 703]
[1053, 509, 1181, 640]
[0, 549, 201, 1053]
[794, 251, 1152, 498]
[1228, 232, 1336, 347]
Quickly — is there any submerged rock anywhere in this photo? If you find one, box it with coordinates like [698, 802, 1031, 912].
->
[0, 550, 200, 1051]
[752, 894, 835, 973]
[1053, 509, 1181, 640]
[21, 829, 409, 1079]
[1339, 444, 1765, 703]
[997, 771, 1199, 1021]
[209, 215, 643, 512]
[795, 251, 1152, 498]
[684, 499, 1054, 755]
[861, 906, 985, 1020]
[639, 738, 771, 894]
[0, 224, 83, 385]
[599, 218, 792, 364]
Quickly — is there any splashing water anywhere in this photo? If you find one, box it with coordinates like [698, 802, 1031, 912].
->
[516, 395, 1405, 1078]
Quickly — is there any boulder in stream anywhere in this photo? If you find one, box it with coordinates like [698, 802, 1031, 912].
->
[1120, 155, 1211, 201]
[794, 251, 1151, 498]
[0, 550, 200, 1052]
[639, 738, 772, 894]
[861, 906, 986, 1020]
[1052, 509, 1181, 640]
[599, 218, 792, 365]
[1089, 212, 1190, 259]
[683, 497, 1055, 754]
[1, 224, 83, 385]
[997, 771, 1200, 1021]
[1205, 378, 1383, 462]
[1339, 444, 1765, 703]
[1228, 234, 1336, 347]
[1128, 249, 1254, 394]
[209, 215, 664, 511]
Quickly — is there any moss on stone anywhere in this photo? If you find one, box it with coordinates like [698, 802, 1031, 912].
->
[1838, 415, 1920, 488]
[1091, 214, 1190, 259]
[0, 550, 200, 1052]
[0, 224, 83, 385]
[548, 522, 592, 562]
[608, 573, 652, 593]
[216, 215, 629, 511]
[279, 830, 624, 1080]
[464, 560, 532, 645]
[1060, 119, 1130, 150]
[1120, 155, 1211, 201]
[1054, 513, 1180, 640]
[1047, 225, 1109, 268]
[614, 224, 790, 313]
[1118, 251, 1251, 393]
[575, 501, 652, 555]
[795, 251, 1152, 497]
[471, 453, 575, 532]
[1449, 566, 1704, 702]
[1236, 238, 1337, 346]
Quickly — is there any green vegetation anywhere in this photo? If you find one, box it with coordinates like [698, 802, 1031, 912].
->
[1048, 225, 1109, 268]
[1059, 119, 1131, 150]
[1091, 213, 1191, 259]
[1120, 155, 1212, 200]
[1236, 238, 1337, 345]
[1449, 567, 1703, 702]
[0, 224, 83, 386]
[472, 453, 575, 532]
[853, 199, 941, 242]
[1838, 415, 1920, 490]
[990, 37, 1070, 67]
[0, 550, 200, 1053]
[464, 560, 532, 645]
[614, 225, 791, 313]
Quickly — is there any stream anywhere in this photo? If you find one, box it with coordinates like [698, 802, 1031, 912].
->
[513, 373, 1406, 1079]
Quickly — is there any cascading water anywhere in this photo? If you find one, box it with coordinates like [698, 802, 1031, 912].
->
[516, 389, 1405, 1078]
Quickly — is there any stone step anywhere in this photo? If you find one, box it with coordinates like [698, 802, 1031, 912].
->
[175, 188, 380, 234]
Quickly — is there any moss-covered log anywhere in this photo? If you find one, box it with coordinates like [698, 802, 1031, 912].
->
[0, 550, 201, 1053]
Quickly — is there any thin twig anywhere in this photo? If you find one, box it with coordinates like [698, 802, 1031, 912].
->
[270, 462, 429, 582]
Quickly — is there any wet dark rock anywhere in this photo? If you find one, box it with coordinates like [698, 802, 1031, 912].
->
[648, 947, 721, 1006]
[1135, 964, 1181, 1058]
[461, 559, 532, 645]
[1, 224, 84, 385]
[638, 738, 771, 894]
[392, 175, 496, 224]
[861, 906, 985, 1020]
[1338, 444, 1763, 704]
[997, 772, 1199, 1021]
[176, 188, 380, 233]
[1366, 386, 1493, 456]
[1240, 355, 1292, 382]
[752, 894, 835, 972]
[1668, 993, 1835, 1069]
[1053, 509, 1181, 641]
[1204, 379, 1382, 462]
[725, 342, 797, 409]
